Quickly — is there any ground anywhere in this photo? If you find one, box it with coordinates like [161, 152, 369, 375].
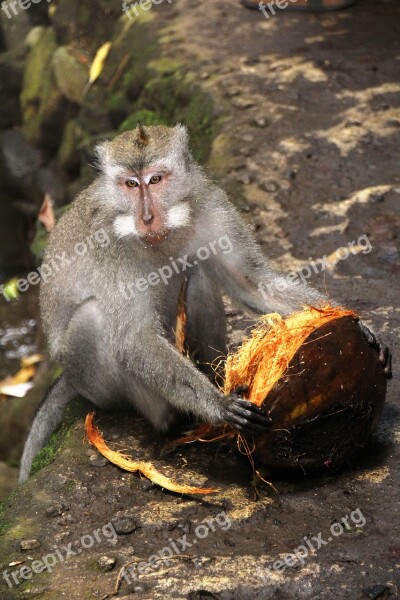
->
[0, 1, 399, 599]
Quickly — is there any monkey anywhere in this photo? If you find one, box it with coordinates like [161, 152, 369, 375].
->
[19, 124, 392, 483]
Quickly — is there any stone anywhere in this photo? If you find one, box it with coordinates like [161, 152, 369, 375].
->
[253, 115, 269, 128]
[97, 556, 117, 572]
[111, 513, 138, 535]
[20, 539, 41, 551]
[0, 130, 42, 197]
[232, 97, 256, 109]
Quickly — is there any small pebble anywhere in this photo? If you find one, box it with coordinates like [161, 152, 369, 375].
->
[253, 116, 269, 128]
[363, 584, 391, 600]
[97, 556, 117, 572]
[232, 97, 256, 109]
[111, 516, 138, 535]
[89, 454, 108, 468]
[369, 192, 385, 203]
[45, 503, 69, 518]
[262, 181, 279, 193]
[20, 540, 40, 551]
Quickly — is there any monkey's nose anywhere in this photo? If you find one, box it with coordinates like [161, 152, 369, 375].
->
[142, 212, 154, 225]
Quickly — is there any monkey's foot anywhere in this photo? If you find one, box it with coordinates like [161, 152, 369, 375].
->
[240, 0, 358, 10]
[359, 322, 393, 379]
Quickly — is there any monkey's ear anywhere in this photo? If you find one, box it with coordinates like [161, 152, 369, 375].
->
[95, 141, 112, 174]
[173, 124, 189, 149]
[172, 124, 192, 169]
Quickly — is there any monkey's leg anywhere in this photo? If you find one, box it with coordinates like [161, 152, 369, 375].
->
[61, 300, 176, 431]
[185, 271, 227, 386]
[59, 299, 121, 407]
[19, 375, 76, 483]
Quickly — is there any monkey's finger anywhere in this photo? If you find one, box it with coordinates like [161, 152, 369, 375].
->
[226, 405, 271, 429]
[225, 413, 270, 434]
[232, 398, 269, 417]
[233, 384, 250, 396]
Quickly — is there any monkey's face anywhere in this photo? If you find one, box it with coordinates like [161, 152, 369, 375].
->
[97, 124, 193, 246]
[115, 166, 173, 245]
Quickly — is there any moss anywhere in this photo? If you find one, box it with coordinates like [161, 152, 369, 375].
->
[135, 73, 215, 164]
[119, 109, 163, 132]
[3, 518, 38, 542]
[107, 91, 133, 128]
[148, 57, 183, 75]
[30, 398, 89, 478]
[20, 27, 57, 112]
[0, 499, 11, 536]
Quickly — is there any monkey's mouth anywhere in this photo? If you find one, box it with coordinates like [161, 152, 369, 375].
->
[141, 231, 169, 245]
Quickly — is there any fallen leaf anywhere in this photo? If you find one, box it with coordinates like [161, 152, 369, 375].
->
[21, 354, 45, 368]
[0, 383, 34, 398]
[0, 365, 36, 398]
[38, 194, 56, 232]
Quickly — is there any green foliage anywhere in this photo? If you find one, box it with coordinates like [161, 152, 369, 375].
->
[119, 109, 163, 132]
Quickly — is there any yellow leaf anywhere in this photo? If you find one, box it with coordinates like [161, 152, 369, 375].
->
[0, 365, 36, 398]
[83, 41, 112, 95]
[21, 354, 45, 368]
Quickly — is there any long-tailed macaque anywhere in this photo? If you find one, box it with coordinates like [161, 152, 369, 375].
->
[19, 124, 391, 482]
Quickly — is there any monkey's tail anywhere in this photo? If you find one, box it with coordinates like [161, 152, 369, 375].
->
[19, 374, 76, 483]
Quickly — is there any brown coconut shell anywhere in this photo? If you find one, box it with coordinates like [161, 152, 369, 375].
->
[253, 316, 387, 470]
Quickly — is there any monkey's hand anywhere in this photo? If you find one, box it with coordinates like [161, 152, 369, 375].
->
[359, 322, 393, 379]
[222, 385, 272, 435]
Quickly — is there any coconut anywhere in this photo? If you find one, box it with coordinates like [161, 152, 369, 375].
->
[224, 305, 387, 470]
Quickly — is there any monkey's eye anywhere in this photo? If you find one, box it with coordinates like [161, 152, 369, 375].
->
[126, 179, 139, 188]
[149, 175, 162, 185]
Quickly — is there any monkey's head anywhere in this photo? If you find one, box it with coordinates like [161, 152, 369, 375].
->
[96, 124, 195, 246]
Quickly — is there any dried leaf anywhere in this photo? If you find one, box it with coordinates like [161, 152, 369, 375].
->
[0, 383, 34, 398]
[38, 194, 56, 232]
[83, 41, 112, 96]
[85, 413, 217, 495]
[21, 354, 45, 368]
[0, 365, 36, 398]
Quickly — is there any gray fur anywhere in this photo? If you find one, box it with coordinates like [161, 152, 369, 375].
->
[19, 124, 323, 482]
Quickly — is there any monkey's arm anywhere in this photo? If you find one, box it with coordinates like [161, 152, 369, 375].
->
[119, 332, 269, 434]
[203, 198, 392, 377]
[204, 200, 323, 316]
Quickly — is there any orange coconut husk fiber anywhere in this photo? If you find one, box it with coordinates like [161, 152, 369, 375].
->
[85, 413, 217, 495]
[169, 304, 358, 450]
[223, 304, 357, 403]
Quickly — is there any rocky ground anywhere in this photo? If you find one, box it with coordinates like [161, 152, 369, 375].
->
[0, 0, 399, 599]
